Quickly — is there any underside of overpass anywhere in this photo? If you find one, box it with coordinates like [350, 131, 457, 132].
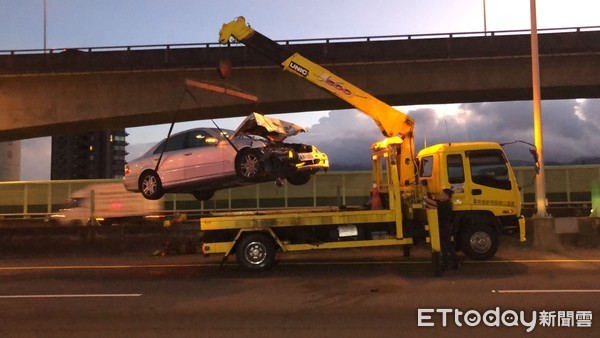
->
[1, 29, 599, 141]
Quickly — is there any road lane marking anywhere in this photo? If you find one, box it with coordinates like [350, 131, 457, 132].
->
[0, 259, 598, 271]
[479, 259, 600, 264]
[285, 259, 600, 265]
[0, 263, 216, 271]
[0, 293, 142, 299]
[493, 289, 600, 294]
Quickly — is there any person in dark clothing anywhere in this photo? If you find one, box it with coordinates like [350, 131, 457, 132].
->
[423, 188, 460, 270]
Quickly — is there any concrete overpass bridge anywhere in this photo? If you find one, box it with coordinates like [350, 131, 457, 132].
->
[1, 26, 600, 141]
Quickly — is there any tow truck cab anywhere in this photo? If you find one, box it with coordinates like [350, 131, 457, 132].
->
[417, 142, 525, 260]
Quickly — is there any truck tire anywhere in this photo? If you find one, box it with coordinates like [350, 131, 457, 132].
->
[235, 233, 276, 271]
[235, 149, 264, 182]
[460, 225, 498, 260]
[139, 170, 164, 200]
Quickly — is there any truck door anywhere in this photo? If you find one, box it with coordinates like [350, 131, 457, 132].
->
[465, 149, 519, 212]
[445, 153, 468, 209]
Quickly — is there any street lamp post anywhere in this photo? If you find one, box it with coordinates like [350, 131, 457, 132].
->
[530, 0, 548, 217]
[43, 0, 47, 52]
[483, 0, 487, 34]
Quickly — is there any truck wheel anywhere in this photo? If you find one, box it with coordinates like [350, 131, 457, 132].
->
[286, 172, 312, 186]
[236, 233, 276, 271]
[235, 149, 264, 182]
[192, 191, 214, 201]
[460, 225, 498, 260]
[139, 170, 164, 200]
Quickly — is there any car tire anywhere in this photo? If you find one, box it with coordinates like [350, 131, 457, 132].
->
[235, 149, 264, 182]
[139, 170, 164, 200]
[459, 225, 498, 260]
[192, 191, 214, 201]
[286, 172, 312, 186]
[235, 233, 277, 271]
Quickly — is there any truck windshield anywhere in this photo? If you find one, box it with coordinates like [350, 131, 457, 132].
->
[468, 150, 511, 190]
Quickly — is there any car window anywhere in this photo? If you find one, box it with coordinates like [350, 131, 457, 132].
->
[153, 133, 187, 154]
[468, 149, 511, 190]
[187, 130, 213, 148]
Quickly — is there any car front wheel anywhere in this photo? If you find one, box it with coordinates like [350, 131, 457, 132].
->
[139, 170, 164, 200]
[235, 149, 264, 182]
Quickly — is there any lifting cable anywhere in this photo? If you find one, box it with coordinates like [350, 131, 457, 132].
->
[155, 77, 258, 172]
[154, 89, 187, 172]
[185, 88, 240, 153]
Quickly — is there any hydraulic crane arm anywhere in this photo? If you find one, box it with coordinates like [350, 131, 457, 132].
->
[219, 17, 415, 138]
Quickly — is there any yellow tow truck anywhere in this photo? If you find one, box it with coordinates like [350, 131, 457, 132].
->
[200, 17, 525, 275]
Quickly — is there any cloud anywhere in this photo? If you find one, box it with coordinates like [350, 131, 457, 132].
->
[18, 99, 600, 179]
[20, 137, 51, 180]
[579, 99, 600, 132]
[289, 99, 600, 169]
[126, 142, 156, 161]
[291, 109, 382, 170]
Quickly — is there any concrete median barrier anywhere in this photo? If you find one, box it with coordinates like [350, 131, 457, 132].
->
[526, 217, 600, 250]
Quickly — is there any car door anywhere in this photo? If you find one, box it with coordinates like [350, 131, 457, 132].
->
[184, 130, 225, 181]
[153, 133, 187, 187]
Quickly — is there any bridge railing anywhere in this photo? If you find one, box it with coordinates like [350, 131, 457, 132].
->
[0, 165, 597, 220]
[2, 25, 600, 56]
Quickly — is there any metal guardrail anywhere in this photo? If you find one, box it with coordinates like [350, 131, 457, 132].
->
[0, 166, 598, 220]
[2, 25, 600, 55]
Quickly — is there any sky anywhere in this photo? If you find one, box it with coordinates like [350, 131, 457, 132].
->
[2, 0, 600, 179]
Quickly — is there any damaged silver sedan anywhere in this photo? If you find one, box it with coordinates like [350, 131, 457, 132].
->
[123, 113, 329, 201]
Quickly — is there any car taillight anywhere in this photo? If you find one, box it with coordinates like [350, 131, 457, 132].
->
[124, 164, 130, 175]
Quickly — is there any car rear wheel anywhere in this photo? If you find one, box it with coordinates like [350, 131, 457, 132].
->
[139, 170, 164, 200]
[286, 172, 312, 185]
[235, 149, 264, 182]
[192, 191, 214, 201]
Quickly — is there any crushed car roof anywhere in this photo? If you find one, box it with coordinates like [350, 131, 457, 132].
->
[232, 112, 306, 142]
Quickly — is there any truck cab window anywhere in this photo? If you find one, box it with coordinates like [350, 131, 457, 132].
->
[420, 156, 433, 177]
[447, 154, 464, 184]
[468, 150, 511, 190]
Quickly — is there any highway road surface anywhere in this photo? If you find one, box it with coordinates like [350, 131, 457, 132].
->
[0, 241, 598, 337]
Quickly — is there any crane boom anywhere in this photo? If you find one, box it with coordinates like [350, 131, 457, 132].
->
[219, 17, 415, 138]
